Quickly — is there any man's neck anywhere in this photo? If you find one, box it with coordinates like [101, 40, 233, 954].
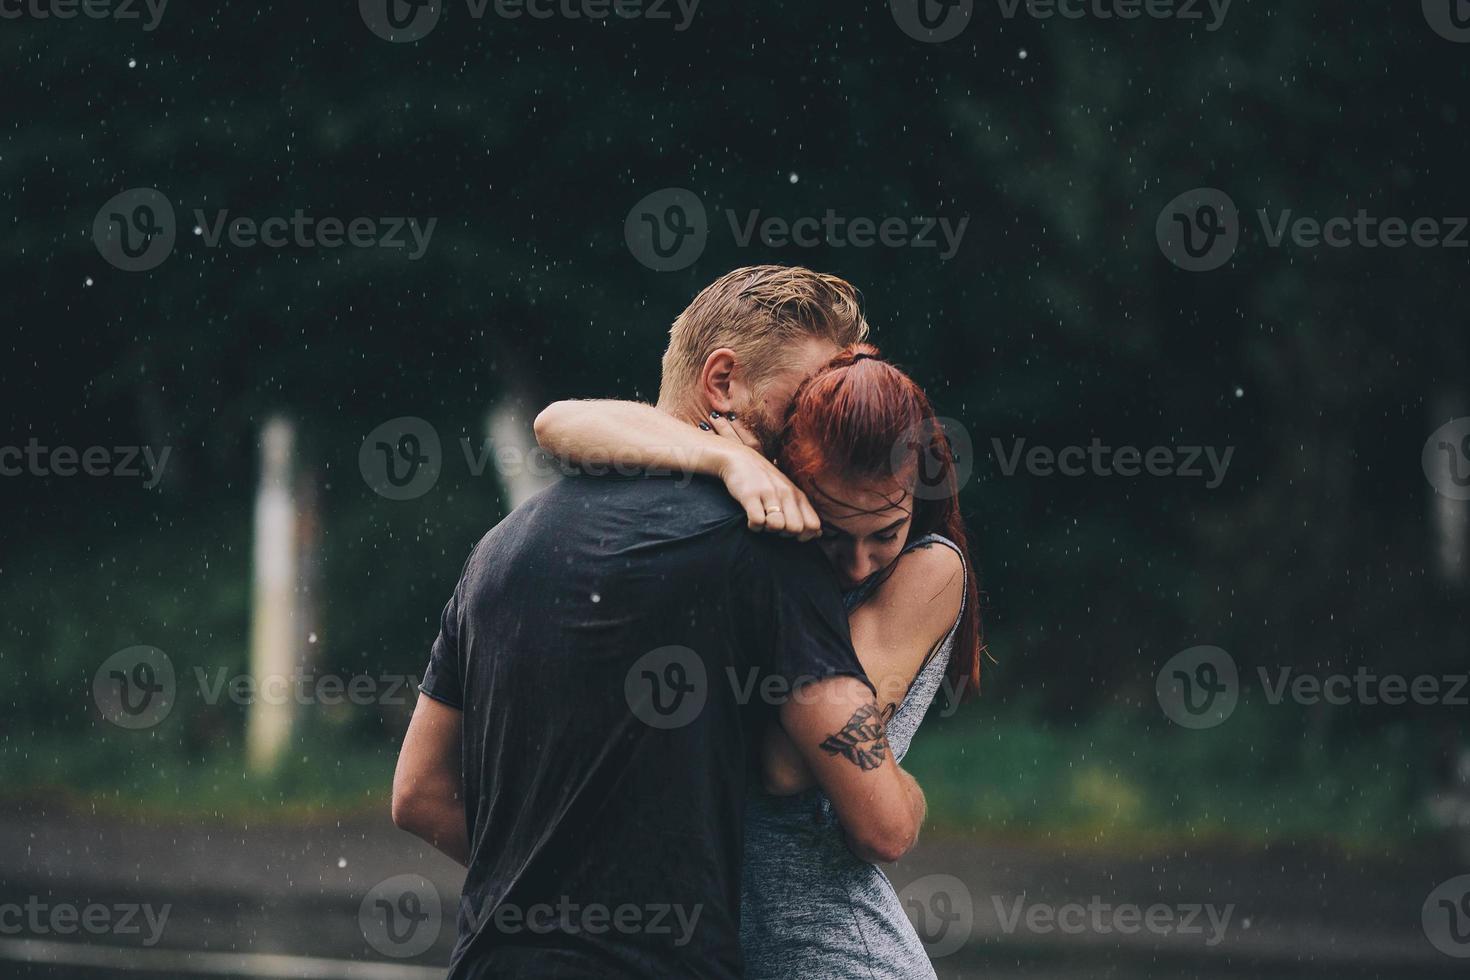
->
[655, 397, 708, 431]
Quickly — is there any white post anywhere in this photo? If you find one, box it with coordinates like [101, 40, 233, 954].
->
[1432, 391, 1468, 587]
[487, 389, 556, 510]
[246, 417, 298, 774]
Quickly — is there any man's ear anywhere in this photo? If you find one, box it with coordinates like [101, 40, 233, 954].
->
[698, 348, 740, 414]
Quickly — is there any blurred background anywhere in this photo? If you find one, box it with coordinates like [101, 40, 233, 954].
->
[2, 1, 1469, 977]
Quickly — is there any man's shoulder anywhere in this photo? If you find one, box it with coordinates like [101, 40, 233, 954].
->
[741, 531, 838, 588]
[489, 472, 746, 544]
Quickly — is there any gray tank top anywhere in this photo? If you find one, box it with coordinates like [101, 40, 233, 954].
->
[739, 533, 967, 979]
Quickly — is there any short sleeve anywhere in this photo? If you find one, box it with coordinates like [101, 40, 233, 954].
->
[747, 535, 875, 697]
[418, 586, 464, 709]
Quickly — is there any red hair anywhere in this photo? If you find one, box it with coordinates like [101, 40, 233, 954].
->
[776, 343, 984, 702]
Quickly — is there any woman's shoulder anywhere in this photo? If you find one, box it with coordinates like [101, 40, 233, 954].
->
[866, 535, 966, 638]
[896, 534, 967, 594]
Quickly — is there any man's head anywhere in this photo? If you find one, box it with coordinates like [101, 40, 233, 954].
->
[657, 265, 869, 453]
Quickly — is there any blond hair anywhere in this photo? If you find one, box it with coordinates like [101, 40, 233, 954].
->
[658, 265, 869, 408]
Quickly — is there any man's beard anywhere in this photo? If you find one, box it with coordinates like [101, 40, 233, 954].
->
[742, 403, 784, 458]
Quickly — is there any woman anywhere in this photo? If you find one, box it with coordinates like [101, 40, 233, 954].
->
[536, 343, 983, 979]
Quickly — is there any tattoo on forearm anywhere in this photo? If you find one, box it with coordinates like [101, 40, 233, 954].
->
[819, 703, 892, 771]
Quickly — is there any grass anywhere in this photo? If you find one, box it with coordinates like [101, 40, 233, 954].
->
[3, 700, 1431, 853]
[903, 700, 1427, 851]
[1, 727, 399, 822]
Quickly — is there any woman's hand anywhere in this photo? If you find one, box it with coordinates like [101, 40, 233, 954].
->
[705, 412, 822, 541]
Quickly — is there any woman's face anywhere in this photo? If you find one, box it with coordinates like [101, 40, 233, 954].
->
[804, 468, 916, 591]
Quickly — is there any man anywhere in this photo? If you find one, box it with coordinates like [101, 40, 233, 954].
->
[392, 265, 928, 978]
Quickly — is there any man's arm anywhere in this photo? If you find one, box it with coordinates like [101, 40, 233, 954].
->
[779, 676, 927, 864]
[391, 693, 470, 866]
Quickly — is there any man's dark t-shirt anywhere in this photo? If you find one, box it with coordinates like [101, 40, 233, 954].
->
[419, 473, 868, 979]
